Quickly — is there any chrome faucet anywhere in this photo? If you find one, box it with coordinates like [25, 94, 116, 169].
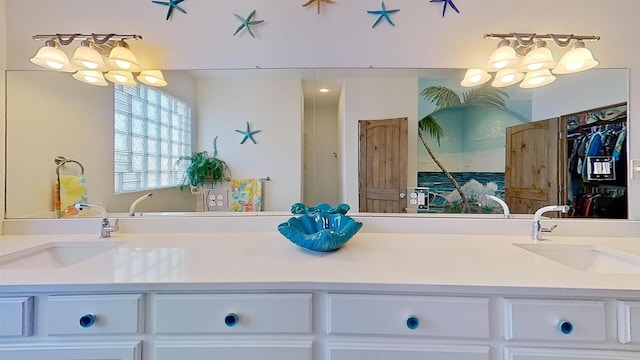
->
[485, 194, 511, 218]
[129, 192, 153, 216]
[74, 203, 119, 238]
[532, 205, 570, 242]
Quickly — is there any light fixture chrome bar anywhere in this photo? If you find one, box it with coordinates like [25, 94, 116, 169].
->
[32, 33, 142, 45]
[484, 33, 600, 47]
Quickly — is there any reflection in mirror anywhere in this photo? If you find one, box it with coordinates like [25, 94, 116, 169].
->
[5, 68, 629, 219]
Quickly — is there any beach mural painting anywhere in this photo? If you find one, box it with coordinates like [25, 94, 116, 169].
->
[416, 76, 531, 213]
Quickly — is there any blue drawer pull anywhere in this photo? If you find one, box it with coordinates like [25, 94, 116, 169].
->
[224, 313, 239, 327]
[557, 319, 573, 335]
[79, 314, 95, 328]
[406, 315, 419, 330]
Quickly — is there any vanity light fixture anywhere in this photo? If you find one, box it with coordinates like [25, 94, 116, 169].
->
[30, 33, 165, 87]
[137, 70, 168, 87]
[486, 39, 519, 71]
[462, 33, 600, 88]
[460, 68, 491, 87]
[491, 68, 525, 88]
[29, 40, 75, 72]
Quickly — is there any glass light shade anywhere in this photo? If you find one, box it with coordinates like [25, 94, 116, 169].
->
[106, 42, 141, 72]
[136, 70, 167, 87]
[71, 41, 108, 71]
[491, 69, 525, 88]
[72, 70, 108, 86]
[29, 41, 75, 72]
[552, 42, 599, 74]
[460, 68, 491, 87]
[519, 69, 556, 89]
[518, 42, 556, 72]
[486, 39, 519, 71]
[105, 70, 137, 86]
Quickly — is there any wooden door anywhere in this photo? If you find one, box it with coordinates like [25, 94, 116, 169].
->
[505, 117, 566, 214]
[358, 117, 408, 213]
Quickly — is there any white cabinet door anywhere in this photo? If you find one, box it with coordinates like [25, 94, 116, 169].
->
[0, 297, 33, 337]
[0, 341, 141, 360]
[328, 343, 490, 360]
[155, 340, 312, 360]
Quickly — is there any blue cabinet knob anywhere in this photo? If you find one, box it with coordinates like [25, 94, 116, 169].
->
[224, 313, 239, 327]
[79, 314, 95, 328]
[406, 315, 420, 330]
[557, 319, 573, 335]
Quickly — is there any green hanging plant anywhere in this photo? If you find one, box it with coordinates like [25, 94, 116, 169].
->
[178, 137, 231, 189]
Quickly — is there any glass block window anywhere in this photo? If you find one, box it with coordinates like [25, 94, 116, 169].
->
[114, 84, 192, 193]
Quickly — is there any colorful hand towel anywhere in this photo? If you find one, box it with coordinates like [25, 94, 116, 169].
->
[55, 174, 88, 218]
[230, 178, 263, 212]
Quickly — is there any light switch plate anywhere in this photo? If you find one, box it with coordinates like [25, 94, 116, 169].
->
[632, 159, 640, 179]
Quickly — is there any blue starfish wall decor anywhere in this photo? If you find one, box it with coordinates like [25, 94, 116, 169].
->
[430, 0, 460, 17]
[302, 0, 335, 14]
[233, 9, 264, 38]
[152, 0, 186, 21]
[367, 2, 400, 28]
[235, 122, 261, 144]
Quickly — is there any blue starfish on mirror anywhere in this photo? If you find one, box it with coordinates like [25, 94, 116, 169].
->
[235, 122, 261, 144]
[233, 9, 264, 38]
[430, 0, 460, 17]
[367, 2, 400, 28]
[152, 0, 186, 21]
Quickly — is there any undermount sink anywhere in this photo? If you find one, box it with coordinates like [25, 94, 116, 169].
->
[0, 241, 126, 269]
[515, 243, 640, 274]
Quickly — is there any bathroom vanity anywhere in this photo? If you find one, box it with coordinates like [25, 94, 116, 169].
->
[1, 216, 640, 360]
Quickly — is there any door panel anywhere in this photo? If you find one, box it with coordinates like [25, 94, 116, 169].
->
[359, 118, 408, 213]
[505, 118, 565, 214]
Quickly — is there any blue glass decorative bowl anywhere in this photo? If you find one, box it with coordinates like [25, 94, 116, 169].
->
[277, 212, 363, 252]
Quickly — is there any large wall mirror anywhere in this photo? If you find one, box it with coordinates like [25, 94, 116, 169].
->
[4, 68, 628, 219]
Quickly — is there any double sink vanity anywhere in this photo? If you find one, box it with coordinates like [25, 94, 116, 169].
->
[1, 214, 640, 360]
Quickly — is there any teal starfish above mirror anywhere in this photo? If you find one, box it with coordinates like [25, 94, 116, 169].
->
[367, 2, 400, 28]
[235, 122, 261, 144]
[152, 0, 186, 21]
[233, 9, 264, 38]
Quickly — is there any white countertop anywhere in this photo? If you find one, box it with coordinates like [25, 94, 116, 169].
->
[2, 231, 640, 292]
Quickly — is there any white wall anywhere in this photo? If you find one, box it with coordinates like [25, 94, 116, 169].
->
[196, 76, 303, 211]
[2, 0, 640, 219]
[532, 69, 628, 120]
[341, 77, 419, 208]
[304, 103, 340, 206]
[5, 71, 198, 217]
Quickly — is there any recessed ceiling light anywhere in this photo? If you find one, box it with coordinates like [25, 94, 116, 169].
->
[319, 88, 329, 93]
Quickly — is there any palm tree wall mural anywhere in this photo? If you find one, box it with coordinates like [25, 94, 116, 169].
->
[418, 83, 513, 212]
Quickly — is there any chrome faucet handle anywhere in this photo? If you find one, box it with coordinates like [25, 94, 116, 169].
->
[540, 224, 558, 233]
[100, 218, 119, 238]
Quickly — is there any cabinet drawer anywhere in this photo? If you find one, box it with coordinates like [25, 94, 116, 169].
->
[0, 296, 33, 337]
[155, 341, 312, 360]
[505, 347, 639, 360]
[328, 343, 489, 360]
[504, 298, 606, 342]
[327, 294, 490, 338]
[0, 341, 141, 360]
[46, 294, 144, 335]
[153, 293, 312, 334]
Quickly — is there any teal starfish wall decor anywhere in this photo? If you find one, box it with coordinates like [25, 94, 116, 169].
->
[235, 122, 261, 144]
[233, 9, 264, 38]
[367, 2, 400, 28]
[152, 0, 186, 21]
